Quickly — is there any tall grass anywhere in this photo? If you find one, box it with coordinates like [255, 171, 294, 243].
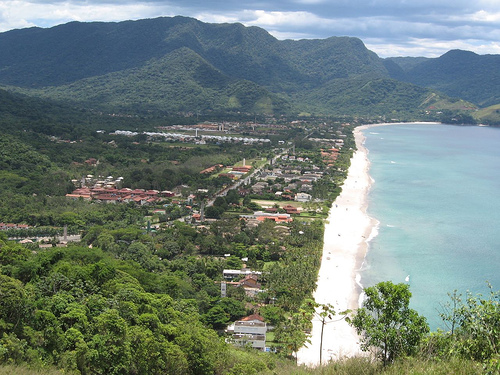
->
[263, 356, 483, 375]
[0, 365, 68, 375]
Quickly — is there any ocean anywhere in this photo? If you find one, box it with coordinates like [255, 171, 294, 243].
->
[360, 123, 500, 330]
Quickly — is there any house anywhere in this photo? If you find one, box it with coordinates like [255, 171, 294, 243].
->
[232, 165, 252, 173]
[94, 194, 120, 204]
[251, 181, 268, 194]
[295, 192, 312, 202]
[240, 211, 293, 223]
[223, 269, 262, 280]
[299, 183, 313, 192]
[278, 173, 299, 183]
[237, 274, 262, 297]
[160, 190, 175, 197]
[238, 188, 251, 196]
[84, 158, 98, 166]
[282, 205, 300, 215]
[231, 314, 267, 351]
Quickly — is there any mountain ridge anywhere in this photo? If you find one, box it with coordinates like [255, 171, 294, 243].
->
[0, 16, 496, 118]
[388, 49, 500, 107]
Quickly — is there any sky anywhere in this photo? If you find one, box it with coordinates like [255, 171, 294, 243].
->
[1, 0, 500, 58]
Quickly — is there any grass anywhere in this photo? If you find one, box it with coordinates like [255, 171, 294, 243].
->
[0, 366, 68, 375]
[267, 356, 484, 375]
[0, 355, 486, 375]
[473, 103, 500, 124]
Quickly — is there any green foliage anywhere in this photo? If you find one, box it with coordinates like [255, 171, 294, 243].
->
[350, 281, 429, 365]
[400, 50, 500, 107]
[1, 17, 486, 118]
[473, 103, 500, 125]
[0, 242, 231, 374]
[0, 275, 26, 330]
[273, 311, 310, 364]
[440, 286, 500, 364]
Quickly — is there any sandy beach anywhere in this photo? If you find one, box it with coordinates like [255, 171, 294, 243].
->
[297, 125, 376, 366]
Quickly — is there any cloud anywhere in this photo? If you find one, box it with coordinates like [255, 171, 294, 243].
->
[0, 0, 499, 57]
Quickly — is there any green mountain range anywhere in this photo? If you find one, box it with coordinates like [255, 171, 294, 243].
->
[388, 50, 500, 107]
[0, 16, 497, 119]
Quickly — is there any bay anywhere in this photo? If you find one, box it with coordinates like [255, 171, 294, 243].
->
[360, 123, 500, 330]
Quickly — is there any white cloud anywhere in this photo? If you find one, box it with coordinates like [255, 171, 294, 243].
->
[245, 10, 327, 28]
[367, 37, 500, 58]
[0, 1, 183, 31]
[469, 10, 500, 23]
[0, 0, 499, 57]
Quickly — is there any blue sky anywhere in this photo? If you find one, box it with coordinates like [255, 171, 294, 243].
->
[1, 0, 499, 57]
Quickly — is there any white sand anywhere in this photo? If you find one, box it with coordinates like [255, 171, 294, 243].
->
[297, 126, 376, 366]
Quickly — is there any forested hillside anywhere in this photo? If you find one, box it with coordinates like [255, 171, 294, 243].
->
[0, 16, 484, 119]
[389, 50, 500, 107]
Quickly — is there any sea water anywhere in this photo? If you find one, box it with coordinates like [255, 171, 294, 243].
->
[360, 123, 500, 330]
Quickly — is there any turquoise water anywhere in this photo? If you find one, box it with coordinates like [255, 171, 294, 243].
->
[361, 123, 500, 330]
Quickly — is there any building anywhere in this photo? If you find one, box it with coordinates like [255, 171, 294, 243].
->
[237, 274, 262, 297]
[223, 269, 262, 280]
[295, 192, 312, 202]
[240, 211, 293, 224]
[232, 314, 267, 350]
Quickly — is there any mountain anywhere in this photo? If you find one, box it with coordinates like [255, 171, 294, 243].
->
[389, 50, 500, 107]
[385, 57, 430, 72]
[0, 87, 88, 135]
[0, 17, 489, 117]
[0, 17, 384, 89]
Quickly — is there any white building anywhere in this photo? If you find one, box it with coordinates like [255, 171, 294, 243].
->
[295, 192, 312, 202]
[231, 314, 267, 350]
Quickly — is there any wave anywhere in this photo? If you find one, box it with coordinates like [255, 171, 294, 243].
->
[355, 217, 380, 307]
[356, 273, 365, 307]
[367, 219, 380, 242]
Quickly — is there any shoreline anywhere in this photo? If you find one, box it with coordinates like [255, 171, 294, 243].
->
[297, 125, 377, 366]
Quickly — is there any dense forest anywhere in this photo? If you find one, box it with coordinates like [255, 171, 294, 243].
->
[0, 215, 327, 374]
[1, 17, 496, 122]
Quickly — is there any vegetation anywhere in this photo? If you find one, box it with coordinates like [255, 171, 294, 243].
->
[393, 50, 500, 108]
[349, 282, 429, 365]
[0, 17, 491, 121]
[1, 16, 500, 374]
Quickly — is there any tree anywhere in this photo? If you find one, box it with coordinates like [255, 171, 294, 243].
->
[0, 274, 26, 330]
[225, 256, 242, 270]
[205, 205, 224, 219]
[225, 189, 240, 205]
[203, 305, 230, 330]
[274, 309, 310, 364]
[213, 196, 228, 210]
[303, 300, 344, 365]
[349, 281, 429, 365]
[440, 285, 500, 363]
[89, 309, 132, 374]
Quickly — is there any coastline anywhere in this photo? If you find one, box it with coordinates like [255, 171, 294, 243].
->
[297, 125, 376, 366]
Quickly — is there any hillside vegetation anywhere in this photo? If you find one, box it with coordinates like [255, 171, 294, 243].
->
[0, 16, 489, 120]
[389, 50, 500, 107]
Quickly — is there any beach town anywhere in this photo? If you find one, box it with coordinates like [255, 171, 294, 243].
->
[297, 126, 374, 365]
